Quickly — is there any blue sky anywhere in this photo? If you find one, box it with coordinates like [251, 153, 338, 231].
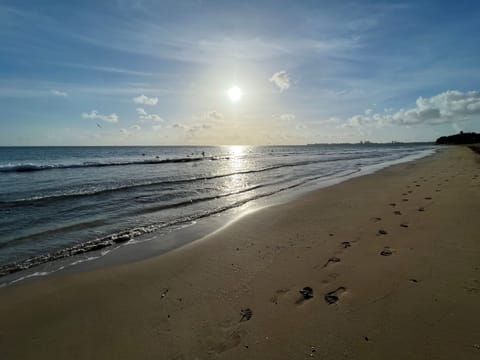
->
[1, 0, 479, 145]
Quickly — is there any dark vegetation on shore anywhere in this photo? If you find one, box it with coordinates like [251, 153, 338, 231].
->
[469, 145, 480, 154]
[436, 131, 480, 145]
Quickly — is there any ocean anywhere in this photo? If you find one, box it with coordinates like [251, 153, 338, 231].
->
[0, 144, 435, 283]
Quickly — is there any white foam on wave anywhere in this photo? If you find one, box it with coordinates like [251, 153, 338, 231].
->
[6, 271, 50, 286]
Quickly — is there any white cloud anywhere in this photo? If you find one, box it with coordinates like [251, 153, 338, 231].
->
[279, 113, 296, 121]
[269, 71, 291, 92]
[81, 110, 119, 123]
[133, 94, 158, 105]
[136, 107, 147, 115]
[120, 128, 129, 135]
[136, 107, 163, 122]
[344, 90, 480, 128]
[130, 124, 141, 131]
[50, 89, 67, 97]
[205, 110, 223, 122]
[141, 114, 163, 121]
[152, 125, 162, 131]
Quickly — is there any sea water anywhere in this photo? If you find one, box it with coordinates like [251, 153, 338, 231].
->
[0, 144, 435, 280]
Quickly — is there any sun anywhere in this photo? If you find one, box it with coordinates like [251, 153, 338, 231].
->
[227, 86, 242, 102]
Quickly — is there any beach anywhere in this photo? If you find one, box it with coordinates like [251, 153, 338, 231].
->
[0, 145, 479, 359]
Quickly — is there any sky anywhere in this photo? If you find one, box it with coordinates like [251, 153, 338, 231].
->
[1, 0, 480, 146]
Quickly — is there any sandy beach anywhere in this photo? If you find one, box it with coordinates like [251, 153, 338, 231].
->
[0, 145, 479, 359]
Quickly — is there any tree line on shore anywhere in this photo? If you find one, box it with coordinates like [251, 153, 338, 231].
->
[435, 131, 480, 145]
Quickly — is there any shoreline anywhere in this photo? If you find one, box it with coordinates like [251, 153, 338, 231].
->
[0, 146, 479, 359]
[0, 147, 436, 286]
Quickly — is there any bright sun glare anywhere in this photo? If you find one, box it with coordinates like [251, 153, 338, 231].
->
[227, 86, 242, 102]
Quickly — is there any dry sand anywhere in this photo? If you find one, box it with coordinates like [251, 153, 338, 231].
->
[1, 146, 479, 359]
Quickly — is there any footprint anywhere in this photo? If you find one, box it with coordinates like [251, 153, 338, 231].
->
[378, 229, 388, 235]
[418, 207, 425, 212]
[296, 287, 314, 304]
[407, 190, 413, 194]
[380, 247, 393, 256]
[209, 327, 245, 355]
[240, 308, 253, 322]
[416, 184, 421, 187]
[340, 241, 351, 249]
[389, 203, 396, 207]
[424, 197, 432, 200]
[299, 286, 314, 300]
[323, 257, 341, 268]
[402, 198, 409, 202]
[270, 288, 289, 304]
[324, 286, 346, 304]
[372, 217, 382, 222]
[394, 210, 402, 215]
[400, 223, 409, 228]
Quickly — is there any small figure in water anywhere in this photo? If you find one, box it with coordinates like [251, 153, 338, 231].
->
[201, 151, 205, 158]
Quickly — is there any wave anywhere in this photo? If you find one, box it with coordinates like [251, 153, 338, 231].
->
[0, 156, 221, 173]
[2, 154, 376, 206]
[0, 167, 360, 278]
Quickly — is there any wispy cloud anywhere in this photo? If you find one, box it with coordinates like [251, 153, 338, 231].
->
[69, 17, 364, 65]
[173, 110, 225, 138]
[81, 110, 119, 123]
[202, 110, 224, 122]
[270, 71, 291, 91]
[172, 123, 188, 130]
[50, 62, 155, 77]
[133, 94, 158, 105]
[50, 89, 68, 97]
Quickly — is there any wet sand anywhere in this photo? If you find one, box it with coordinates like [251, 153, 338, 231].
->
[0, 146, 479, 359]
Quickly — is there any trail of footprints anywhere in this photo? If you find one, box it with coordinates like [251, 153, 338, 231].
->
[308, 175, 442, 307]
[226, 173, 459, 352]
[208, 169, 478, 353]
[270, 176, 442, 310]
